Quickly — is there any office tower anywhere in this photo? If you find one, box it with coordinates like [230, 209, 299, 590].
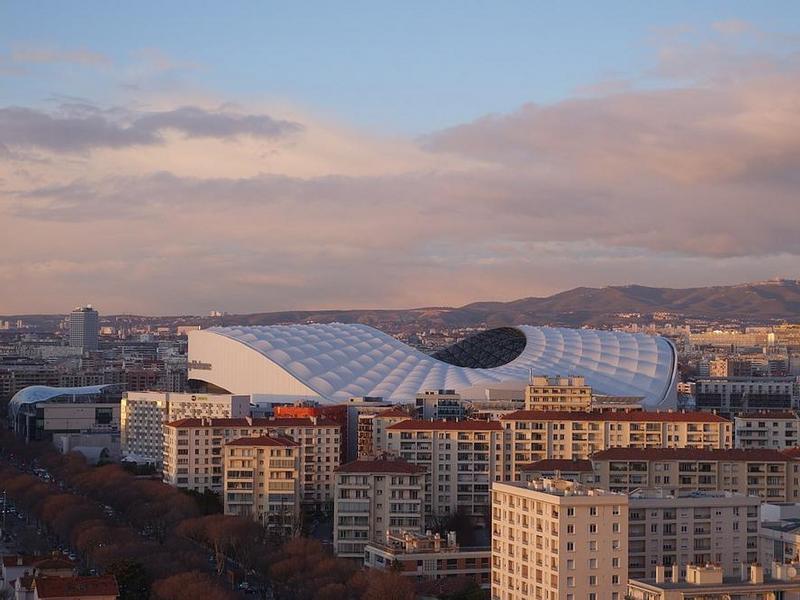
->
[69, 305, 99, 351]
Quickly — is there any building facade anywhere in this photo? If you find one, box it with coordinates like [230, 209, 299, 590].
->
[695, 378, 798, 414]
[500, 411, 732, 481]
[69, 305, 99, 351]
[333, 458, 425, 559]
[628, 489, 760, 580]
[524, 376, 592, 411]
[734, 411, 800, 449]
[491, 479, 629, 600]
[163, 416, 339, 508]
[121, 391, 250, 464]
[223, 436, 300, 537]
[384, 420, 504, 518]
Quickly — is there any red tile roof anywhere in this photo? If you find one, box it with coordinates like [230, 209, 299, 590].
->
[336, 458, 426, 474]
[386, 419, 502, 431]
[591, 447, 789, 461]
[225, 435, 298, 447]
[502, 410, 729, 423]
[2, 555, 36, 568]
[165, 416, 338, 428]
[375, 407, 412, 418]
[782, 447, 800, 458]
[520, 459, 594, 472]
[34, 575, 119, 598]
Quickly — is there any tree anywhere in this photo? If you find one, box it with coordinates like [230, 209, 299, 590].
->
[107, 559, 151, 600]
[361, 571, 415, 600]
[151, 571, 235, 600]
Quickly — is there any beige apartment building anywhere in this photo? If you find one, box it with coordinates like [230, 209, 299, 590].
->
[223, 436, 300, 537]
[501, 410, 732, 481]
[163, 416, 339, 508]
[592, 447, 792, 500]
[524, 376, 592, 411]
[357, 406, 411, 458]
[491, 479, 628, 600]
[384, 420, 504, 518]
[333, 457, 425, 559]
[735, 411, 800, 449]
[121, 391, 250, 464]
[627, 489, 760, 580]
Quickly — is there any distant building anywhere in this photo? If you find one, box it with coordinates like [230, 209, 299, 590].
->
[364, 530, 490, 587]
[414, 389, 467, 420]
[735, 411, 800, 449]
[524, 375, 592, 411]
[695, 378, 798, 414]
[518, 459, 596, 485]
[628, 489, 760, 580]
[333, 457, 425, 559]
[69, 305, 99, 351]
[120, 391, 250, 464]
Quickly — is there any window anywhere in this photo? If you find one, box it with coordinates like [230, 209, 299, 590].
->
[567, 524, 574, 534]
[567, 559, 575, 570]
[612, 575, 620, 584]
[589, 558, 597, 569]
[612, 522, 620, 533]
[567, 577, 574, 587]
[567, 507, 575, 517]
[589, 524, 597, 533]
[589, 576, 597, 586]
[589, 507, 598, 516]
[567, 542, 574, 551]
[589, 541, 597, 551]
[612, 557, 620, 567]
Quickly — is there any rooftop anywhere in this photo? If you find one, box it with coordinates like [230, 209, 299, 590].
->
[520, 459, 593, 472]
[225, 435, 298, 447]
[34, 575, 119, 598]
[165, 416, 339, 428]
[336, 457, 426, 474]
[502, 409, 728, 423]
[385, 419, 502, 431]
[591, 447, 789, 461]
[494, 478, 622, 498]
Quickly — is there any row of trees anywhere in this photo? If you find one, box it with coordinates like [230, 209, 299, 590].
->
[0, 429, 487, 600]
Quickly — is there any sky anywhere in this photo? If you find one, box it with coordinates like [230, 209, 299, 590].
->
[1, 1, 799, 315]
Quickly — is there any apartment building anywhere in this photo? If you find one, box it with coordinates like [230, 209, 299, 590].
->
[364, 530, 490, 587]
[384, 420, 504, 518]
[223, 436, 300, 537]
[524, 376, 592, 411]
[121, 391, 250, 464]
[627, 489, 760, 580]
[357, 407, 411, 458]
[501, 410, 732, 481]
[333, 457, 425, 559]
[491, 478, 628, 600]
[695, 378, 798, 414]
[759, 503, 800, 566]
[734, 411, 800, 449]
[592, 447, 792, 500]
[628, 562, 800, 600]
[163, 416, 339, 507]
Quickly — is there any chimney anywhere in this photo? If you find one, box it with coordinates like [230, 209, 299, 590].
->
[750, 563, 764, 584]
[671, 564, 680, 583]
[433, 533, 441, 551]
[655, 565, 665, 583]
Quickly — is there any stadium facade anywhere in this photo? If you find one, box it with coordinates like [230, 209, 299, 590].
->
[188, 324, 677, 409]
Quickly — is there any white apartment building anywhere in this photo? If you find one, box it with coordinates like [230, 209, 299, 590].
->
[735, 411, 800, 449]
[491, 478, 628, 600]
[628, 489, 760, 580]
[384, 420, 504, 519]
[223, 436, 300, 537]
[163, 416, 339, 508]
[524, 376, 592, 411]
[121, 391, 250, 464]
[501, 410, 732, 481]
[333, 457, 425, 559]
[357, 407, 411, 458]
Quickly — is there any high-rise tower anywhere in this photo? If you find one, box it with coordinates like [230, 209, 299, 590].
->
[69, 305, 99, 351]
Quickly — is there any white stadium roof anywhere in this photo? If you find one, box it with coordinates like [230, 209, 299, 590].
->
[188, 324, 677, 409]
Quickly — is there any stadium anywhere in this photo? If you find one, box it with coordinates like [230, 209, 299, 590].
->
[188, 324, 678, 408]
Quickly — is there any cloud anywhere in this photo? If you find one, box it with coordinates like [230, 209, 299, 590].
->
[0, 105, 303, 152]
[9, 46, 111, 66]
[0, 24, 799, 313]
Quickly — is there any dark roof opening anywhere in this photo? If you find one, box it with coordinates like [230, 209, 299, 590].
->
[432, 327, 526, 368]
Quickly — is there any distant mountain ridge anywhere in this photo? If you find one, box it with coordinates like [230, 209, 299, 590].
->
[4, 280, 800, 329]
[223, 279, 800, 328]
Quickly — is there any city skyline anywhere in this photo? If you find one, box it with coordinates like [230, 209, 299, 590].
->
[2, 2, 800, 314]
